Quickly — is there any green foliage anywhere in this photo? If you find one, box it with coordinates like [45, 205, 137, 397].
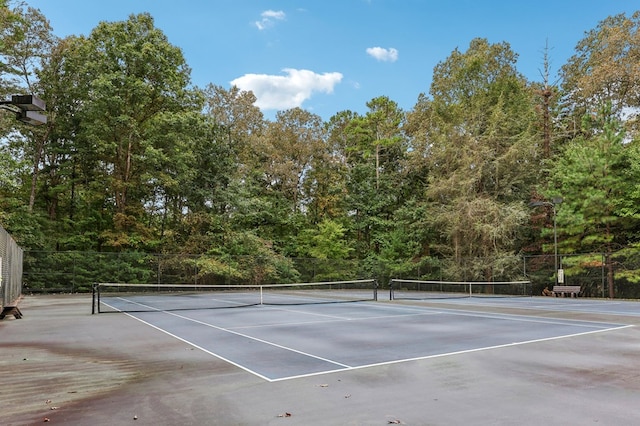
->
[0, 0, 26, 82]
[7, 8, 640, 297]
[544, 105, 640, 295]
[297, 219, 353, 260]
[24, 251, 155, 291]
[560, 11, 640, 139]
[0, 143, 25, 216]
[547, 107, 633, 254]
[417, 38, 538, 280]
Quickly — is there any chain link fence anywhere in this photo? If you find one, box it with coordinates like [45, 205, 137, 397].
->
[21, 250, 640, 299]
[22, 251, 368, 293]
[358, 252, 640, 299]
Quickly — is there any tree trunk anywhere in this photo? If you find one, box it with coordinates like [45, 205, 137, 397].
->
[28, 130, 49, 212]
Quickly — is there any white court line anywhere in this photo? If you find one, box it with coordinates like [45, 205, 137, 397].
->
[106, 296, 629, 333]
[102, 299, 356, 381]
[158, 309, 345, 369]
[428, 297, 640, 316]
[112, 295, 250, 310]
[432, 309, 627, 329]
[101, 299, 633, 382]
[379, 300, 633, 327]
[271, 324, 634, 382]
[159, 309, 354, 366]
[104, 300, 353, 368]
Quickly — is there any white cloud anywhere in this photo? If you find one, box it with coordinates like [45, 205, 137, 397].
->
[366, 46, 399, 62]
[255, 10, 286, 30]
[230, 68, 343, 111]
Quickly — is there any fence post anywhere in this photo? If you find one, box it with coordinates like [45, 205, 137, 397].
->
[91, 283, 96, 314]
[602, 253, 606, 298]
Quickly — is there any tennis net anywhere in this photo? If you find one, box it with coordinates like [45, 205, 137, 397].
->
[389, 279, 532, 300]
[92, 279, 378, 313]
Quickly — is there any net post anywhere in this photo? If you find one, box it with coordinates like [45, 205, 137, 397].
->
[373, 280, 378, 301]
[91, 283, 102, 314]
[260, 285, 263, 305]
[389, 279, 394, 300]
[92, 283, 96, 314]
[97, 283, 101, 313]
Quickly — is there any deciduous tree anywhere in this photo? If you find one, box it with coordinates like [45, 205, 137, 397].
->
[560, 11, 640, 139]
[419, 38, 539, 280]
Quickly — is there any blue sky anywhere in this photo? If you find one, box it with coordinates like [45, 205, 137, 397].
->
[23, 0, 639, 120]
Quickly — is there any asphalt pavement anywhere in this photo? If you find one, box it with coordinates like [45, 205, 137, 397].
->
[2, 294, 640, 425]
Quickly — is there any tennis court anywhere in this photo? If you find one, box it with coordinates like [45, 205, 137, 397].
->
[97, 289, 629, 382]
[4, 291, 640, 425]
[412, 294, 640, 317]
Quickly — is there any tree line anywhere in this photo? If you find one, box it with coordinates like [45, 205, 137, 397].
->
[2, 2, 640, 296]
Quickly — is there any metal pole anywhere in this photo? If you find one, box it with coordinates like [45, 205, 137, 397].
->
[602, 253, 606, 298]
[529, 197, 562, 288]
[553, 205, 558, 286]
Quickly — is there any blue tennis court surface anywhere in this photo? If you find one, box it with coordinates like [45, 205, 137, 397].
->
[112, 299, 630, 381]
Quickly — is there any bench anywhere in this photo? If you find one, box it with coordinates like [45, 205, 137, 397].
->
[552, 285, 581, 298]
